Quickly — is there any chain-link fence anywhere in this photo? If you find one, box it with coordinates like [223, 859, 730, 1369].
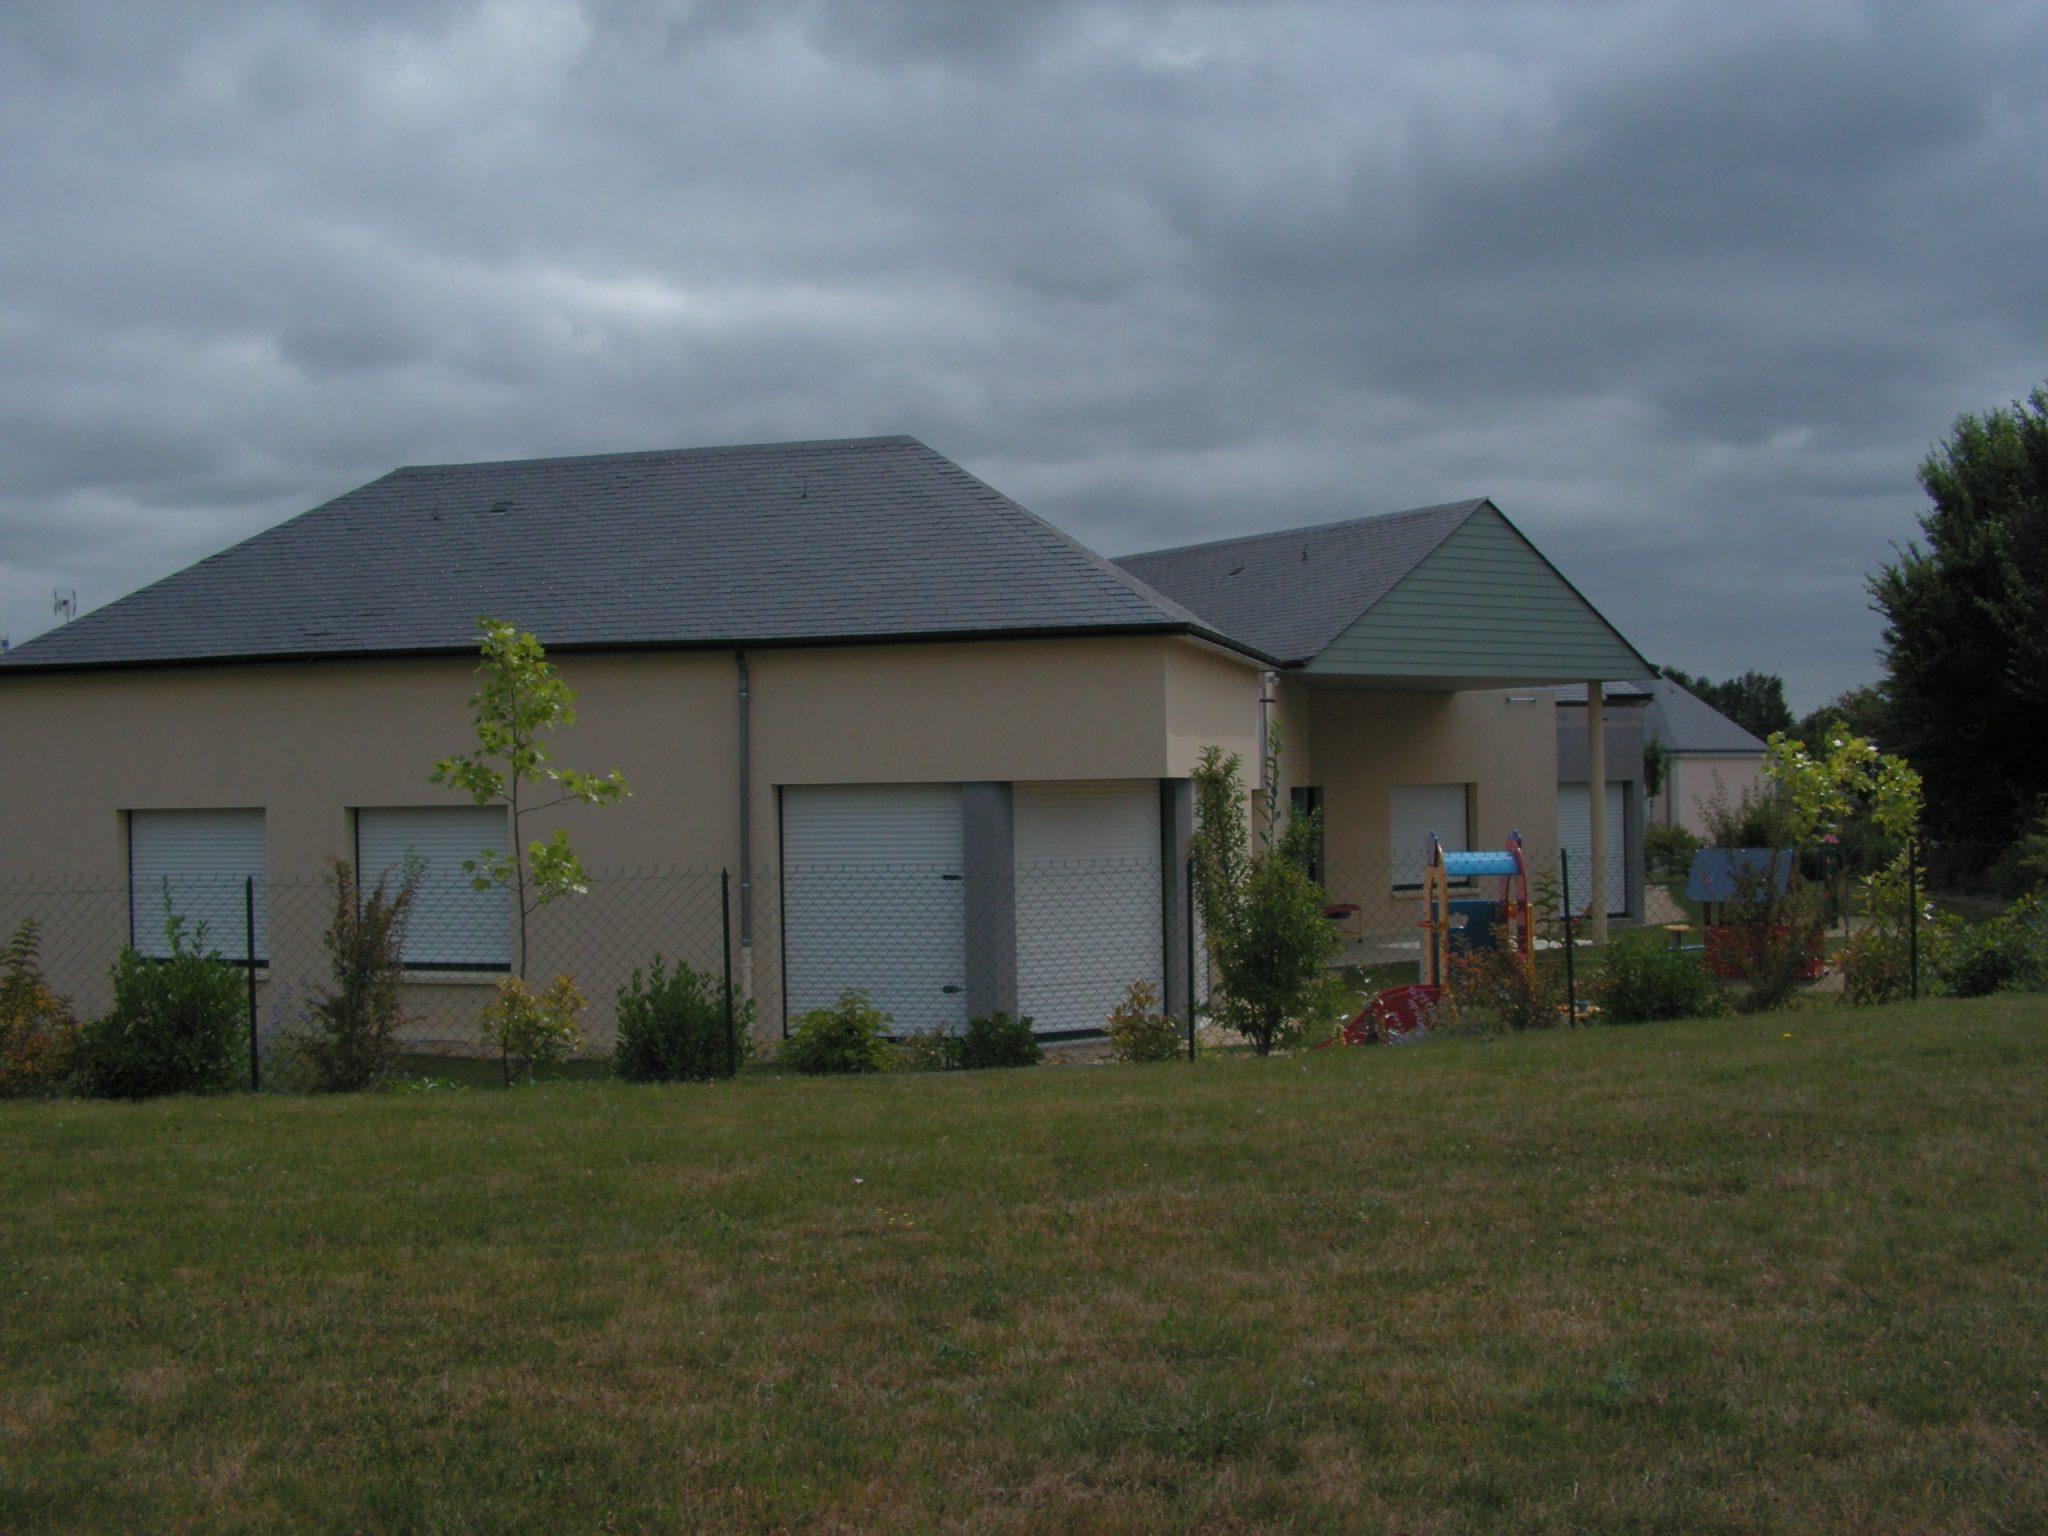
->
[8, 828, 2014, 1075]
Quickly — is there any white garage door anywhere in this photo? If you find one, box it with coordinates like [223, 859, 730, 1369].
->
[1558, 781, 1628, 918]
[1015, 781, 1163, 1035]
[782, 785, 966, 1034]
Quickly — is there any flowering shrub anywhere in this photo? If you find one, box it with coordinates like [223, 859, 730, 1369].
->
[0, 920, 78, 1097]
[1106, 979, 1182, 1063]
[478, 974, 587, 1082]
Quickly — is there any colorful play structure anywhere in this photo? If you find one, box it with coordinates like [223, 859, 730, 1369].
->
[1329, 830, 1534, 1045]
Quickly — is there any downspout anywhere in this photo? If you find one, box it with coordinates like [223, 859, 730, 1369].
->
[1257, 670, 1278, 834]
[736, 650, 753, 998]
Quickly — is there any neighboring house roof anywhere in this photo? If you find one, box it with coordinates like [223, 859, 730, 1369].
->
[1119, 500, 1655, 686]
[1549, 682, 1652, 705]
[1639, 677, 1768, 757]
[0, 437, 1266, 672]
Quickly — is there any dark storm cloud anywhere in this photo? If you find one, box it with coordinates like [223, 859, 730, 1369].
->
[1, 0, 2042, 707]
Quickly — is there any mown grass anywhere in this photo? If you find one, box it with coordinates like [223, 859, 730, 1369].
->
[3, 998, 2045, 1533]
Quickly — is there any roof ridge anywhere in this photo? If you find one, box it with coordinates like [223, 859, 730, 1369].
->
[391, 434, 921, 477]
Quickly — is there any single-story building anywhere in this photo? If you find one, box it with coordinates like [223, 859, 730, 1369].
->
[1637, 677, 1768, 837]
[0, 436, 1653, 1044]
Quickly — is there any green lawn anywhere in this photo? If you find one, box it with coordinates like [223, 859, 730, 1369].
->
[4, 1000, 2045, 1534]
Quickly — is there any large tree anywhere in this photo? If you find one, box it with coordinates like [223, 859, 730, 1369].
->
[1659, 667, 1794, 742]
[1870, 383, 2048, 851]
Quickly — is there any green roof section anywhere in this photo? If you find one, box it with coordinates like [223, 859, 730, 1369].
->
[1306, 504, 1654, 686]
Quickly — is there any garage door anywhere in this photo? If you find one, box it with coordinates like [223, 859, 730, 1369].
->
[1558, 781, 1628, 918]
[781, 785, 966, 1034]
[1015, 781, 1163, 1036]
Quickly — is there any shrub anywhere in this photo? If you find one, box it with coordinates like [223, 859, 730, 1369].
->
[1644, 823, 1702, 881]
[895, 1025, 965, 1073]
[0, 919, 79, 1098]
[614, 954, 753, 1081]
[1443, 946, 1562, 1033]
[1596, 933, 1722, 1023]
[77, 914, 247, 1099]
[1106, 979, 1182, 1063]
[478, 974, 587, 1082]
[304, 859, 417, 1092]
[1929, 897, 2047, 998]
[784, 992, 893, 1075]
[959, 1011, 1042, 1070]
[1840, 926, 1913, 1006]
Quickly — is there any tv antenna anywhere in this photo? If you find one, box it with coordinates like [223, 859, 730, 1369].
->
[53, 589, 76, 623]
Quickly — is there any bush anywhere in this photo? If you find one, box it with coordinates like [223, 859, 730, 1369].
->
[784, 992, 893, 1075]
[614, 954, 753, 1081]
[478, 975, 587, 1082]
[1644, 823, 1702, 881]
[0, 919, 79, 1098]
[1596, 933, 1722, 1023]
[1106, 980, 1182, 1063]
[77, 914, 247, 1099]
[895, 1025, 965, 1073]
[959, 1011, 1042, 1070]
[304, 859, 417, 1092]
[1840, 926, 1913, 1006]
[1443, 946, 1562, 1033]
[1929, 897, 2047, 998]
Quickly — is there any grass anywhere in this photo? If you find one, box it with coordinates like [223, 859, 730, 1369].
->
[4, 999, 2046, 1533]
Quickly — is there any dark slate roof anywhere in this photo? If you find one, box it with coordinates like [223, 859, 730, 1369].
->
[0, 436, 1265, 671]
[1113, 501, 1486, 665]
[1640, 677, 1768, 756]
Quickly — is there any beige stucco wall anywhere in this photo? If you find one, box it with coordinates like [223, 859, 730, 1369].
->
[0, 635, 1265, 1041]
[1663, 755, 1764, 839]
[1303, 686, 1559, 901]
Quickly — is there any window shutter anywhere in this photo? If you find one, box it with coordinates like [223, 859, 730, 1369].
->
[357, 807, 512, 970]
[129, 810, 266, 962]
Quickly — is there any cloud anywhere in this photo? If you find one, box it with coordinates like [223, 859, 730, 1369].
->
[0, 0, 2042, 708]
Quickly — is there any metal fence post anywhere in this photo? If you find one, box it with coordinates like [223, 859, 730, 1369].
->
[721, 868, 736, 1078]
[245, 875, 260, 1092]
[1185, 854, 1197, 1062]
[1559, 849, 1577, 1026]
[1908, 839, 1919, 1002]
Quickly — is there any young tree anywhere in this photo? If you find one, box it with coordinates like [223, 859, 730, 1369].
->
[431, 618, 628, 979]
[1870, 383, 2048, 854]
[1188, 730, 1340, 1056]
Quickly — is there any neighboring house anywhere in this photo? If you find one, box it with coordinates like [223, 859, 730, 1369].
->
[0, 438, 1653, 1043]
[1639, 677, 1768, 837]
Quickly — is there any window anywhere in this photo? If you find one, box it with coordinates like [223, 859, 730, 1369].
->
[128, 809, 267, 963]
[1389, 783, 1470, 889]
[356, 807, 512, 971]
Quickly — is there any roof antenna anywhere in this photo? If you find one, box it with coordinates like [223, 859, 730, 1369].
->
[53, 589, 76, 623]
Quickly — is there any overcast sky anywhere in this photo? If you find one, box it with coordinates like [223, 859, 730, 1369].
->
[2, 1, 2042, 709]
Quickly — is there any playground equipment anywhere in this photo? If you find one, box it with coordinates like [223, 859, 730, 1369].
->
[1420, 830, 1534, 988]
[1327, 830, 1536, 1045]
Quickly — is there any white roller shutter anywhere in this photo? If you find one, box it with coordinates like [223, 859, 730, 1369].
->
[1015, 781, 1163, 1035]
[782, 785, 966, 1034]
[129, 810, 266, 961]
[357, 807, 512, 970]
[1390, 784, 1470, 888]
[1558, 782, 1628, 918]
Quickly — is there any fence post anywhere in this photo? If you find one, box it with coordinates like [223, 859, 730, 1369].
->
[721, 868, 736, 1078]
[1559, 849, 1577, 1027]
[1185, 854, 1197, 1063]
[245, 875, 260, 1092]
[1908, 839, 1919, 1002]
